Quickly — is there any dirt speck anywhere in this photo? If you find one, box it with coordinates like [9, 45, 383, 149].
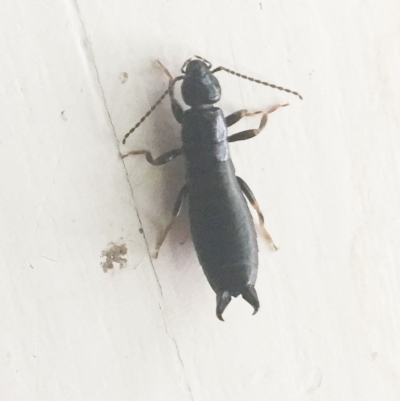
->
[119, 72, 129, 83]
[61, 110, 67, 121]
[101, 241, 128, 272]
[139, 228, 144, 234]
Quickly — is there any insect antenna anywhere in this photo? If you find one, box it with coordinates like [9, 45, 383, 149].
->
[212, 66, 303, 100]
[123, 75, 184, 144]
[122, 88, 169, 144]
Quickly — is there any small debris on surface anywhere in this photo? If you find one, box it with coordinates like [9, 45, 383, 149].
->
[101, 241, 128, 272]
[119, 72, 129, 83]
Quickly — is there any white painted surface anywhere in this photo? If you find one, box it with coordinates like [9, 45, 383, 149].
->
[1, 0, 400, 400]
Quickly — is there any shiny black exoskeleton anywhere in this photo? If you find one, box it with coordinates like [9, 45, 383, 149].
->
[122, 56, 301, 320]
[181, 61, 259, 319]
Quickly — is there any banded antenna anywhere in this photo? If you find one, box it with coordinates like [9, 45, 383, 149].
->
[122, 75, 183, 144]
[212, 66, 303, 100]
[122, 88, 169, 144]
[122, 58, 302, 144]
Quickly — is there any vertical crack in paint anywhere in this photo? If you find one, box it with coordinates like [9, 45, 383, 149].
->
[69, 2, 193, 399]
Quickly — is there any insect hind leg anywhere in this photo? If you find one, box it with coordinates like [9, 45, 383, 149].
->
[152, 184, 187, 258]
[237, 176, 278, 251]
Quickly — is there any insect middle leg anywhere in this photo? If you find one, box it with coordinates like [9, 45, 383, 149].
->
[236, 176, 278, 251]
[227, 104, 288, 143]
[153, 184, 188, 258]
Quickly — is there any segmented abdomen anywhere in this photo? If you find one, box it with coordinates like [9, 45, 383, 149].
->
[187, 160, 258, 296]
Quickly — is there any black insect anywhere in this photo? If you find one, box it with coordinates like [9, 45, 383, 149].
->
[122, 56, 302, 320]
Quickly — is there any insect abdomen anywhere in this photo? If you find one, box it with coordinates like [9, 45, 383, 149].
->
[187, 160, 258, 296]
[181, 106, 259, 315]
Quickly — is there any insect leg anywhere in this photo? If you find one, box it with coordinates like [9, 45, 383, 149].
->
[153, 184, 188, 258]
[156, 61, 184, 124]
[236, 176, 278, 251]
[227, 104, 288, 143]
[225, 109, 264, 127]
[121, 148, 182, 165]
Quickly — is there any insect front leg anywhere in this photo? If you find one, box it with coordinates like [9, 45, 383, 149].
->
[121, 148, 182, 165]
[153, 184, 187, 258]
[226, 109, 263, 127]
[236, 176, 278, 251]
[227, 104, 288, 142]
[156, 61, 184, 124]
